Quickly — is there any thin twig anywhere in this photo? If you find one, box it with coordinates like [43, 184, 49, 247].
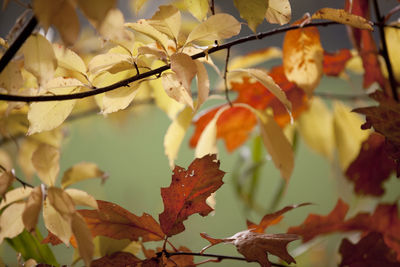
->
[0, 15, 37, 73]
[372, 0, 399, 101]
[223, 47, 232, 106]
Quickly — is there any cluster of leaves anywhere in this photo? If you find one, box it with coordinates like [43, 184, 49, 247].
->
[0, 0, 399, 266]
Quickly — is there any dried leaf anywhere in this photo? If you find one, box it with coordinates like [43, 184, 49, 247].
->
[312, 8, 373, 30]
[170, 53, 197, 100]
[61, 162, 108, 189]
[266, 0, 291, 25]
[78, 200, 165, 242]
[186, 14, 241, 44]
[159, 154, 225, 236]
[0, 187, 33, 210]
[22, 186, 42, 232]
[31, 144, 60, 186]
[234, 0, 267, 32]
[47, 187, 76, 216]
[71, 212, 94, 267]
[0, 202, 25, 243]
[0, 169, 15, 198]
[150, 5, 181, 41]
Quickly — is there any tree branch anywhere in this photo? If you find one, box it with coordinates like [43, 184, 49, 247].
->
[0, 14, 37, 73]
[372, 0, 399, 101]
[223, 47, 232, 106]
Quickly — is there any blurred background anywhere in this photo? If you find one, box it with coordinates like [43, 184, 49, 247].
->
[1, 0, 400, 266]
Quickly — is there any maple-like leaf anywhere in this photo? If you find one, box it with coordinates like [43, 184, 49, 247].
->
[78, 200, 165, 242]
[323, 49, 352, 76]
[345, 133, 396, 196]
[247, 203, 310, 233]
[339, 232, 400, 267]
[353, 90, 400, 175]
[159, 154, 225, 236]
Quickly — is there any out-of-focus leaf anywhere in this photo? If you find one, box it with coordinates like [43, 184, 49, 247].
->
[266, 0, 291, 25]
[323, 49, 352, 76]
[130, 0, 148, 15]
[312, 8, 373, 30]
[42, 197, 72, 246]
[61, 162, 108, 189]
[385, 24, 400, 83]
[71, 212, 94, 267]
[150, 5, 181, 41]
[77, 0, 116, 26]
[184, 0, 209, 21]
[229, 47, 282, 70]
[0, 187, 33, 210]
[0, 169, 15, 198]
[0, 61, 23, 92]
[159, 154, 225, 236]
[102, 82, 140, 114]
[65, 188, 98, 210]
[91, 251, 141, 267]
[170, 53, 197, 106]
[31, 144, 60, 186]
[234, 0, 267, 32]
[0, 202, 25, 243]
[194, 60, 209, 110]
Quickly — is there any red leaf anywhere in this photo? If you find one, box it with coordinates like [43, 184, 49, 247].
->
[354, 91, 400, 175]
[339, 232, 400, 267]
[190, 66, 307, 152]
[159, 154, 225, 236]
[90, 251, 141, 267]
[345, 0, 387, 91]
[247, 203, 311, 233]
[78, 200, 165, 242]
[345, 133, 396, 196]
[42, 231, 63, 246]
[323, 49, 352, 76]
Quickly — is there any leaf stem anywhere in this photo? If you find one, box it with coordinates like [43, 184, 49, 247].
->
[372, 0, 399, 101]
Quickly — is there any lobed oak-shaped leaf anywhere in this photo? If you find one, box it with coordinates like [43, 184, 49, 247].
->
[159, 154, 225, 236]
[78, 200, 164, 242]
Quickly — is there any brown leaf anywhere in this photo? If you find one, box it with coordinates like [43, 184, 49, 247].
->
[339, 232, 400, 267]
[90, 251, 141, 267]
[247, 203, 311, 233]
[71, 213, 94, 267]
[345, 133, 396, 196]
[22, 186, 43, 232]
[0, 169, 15, 198]
[159, 154, 225, 236]
[78, 200, 164, 242]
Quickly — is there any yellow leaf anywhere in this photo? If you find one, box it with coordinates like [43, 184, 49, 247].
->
[31, 144, 60, 186]
[0, 187, 33, 210]
[61, 162, 108, 189]
[385, 24, 400, 83]
[0, 37, 8, 48]
[186, 14, 241, 44]
[53, 44, 87, 75]
[126, 20, 170, 51]
[333, 101, 370, 170]
[22, 33, 57, 85]
[151, 76, 184, 119]
[171, 52, 197, 93]
[98, 9, 132, 44]
[64, 188, 98, 209]
[184, 0, 209, 21]
[129, 0, 149, 15]
[162, 72, 194, 109]
[298, 97, 334, 160]
[266, 0, 292, 25]
[312, 8, 373, 30]
[195, 106, 230, 158]
[0, 61, 23, 92]
[47, 187, 76, 216]
[150, 5, 181, 41]
[71, 213, 94, 267]
[0, 170, 15, 197]
[0, 149, 12, 171]
[22, 186, 42, 232]
[77, 0, 116, 26]
[102, 83, 140, 114]
[18, 139, 41, 180]
[194, 60, 209, 110]
[27, 77, 81, 135]
[29, 128, 64, 148]
[234, 0, 267, 32]
[43, 198, 72, 245]
[0, 202, 25, 243]
[88, 53, 132, 75]
[283, 24, 323, 96]
[164, 106, 194, 168]
[229, 47, 282, 70]
[257, 110, 294, 181]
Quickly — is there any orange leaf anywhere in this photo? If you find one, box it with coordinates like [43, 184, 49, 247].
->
[159, 154, 225, 236]
[78, 200, 165, 242]
[247, 203, 311, 233]
[323, 49, 352, 76]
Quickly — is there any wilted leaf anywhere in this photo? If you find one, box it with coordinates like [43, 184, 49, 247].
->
[22, 186, 43, 232]
[61, 162, 108, 189]
[22, 33, 57, 85]
[161, 72, 194, 109]
[150, 5, 181, 41]
[91, 251, 141, 267]
[247, 203, 311, 233]
[0, 201, 25, 243]
[65, 188, 98, 209]
[333, 101, 370, 170]
[0, 187, 33, 210]
[234, 0, 267, 32]
[186, 14, 241, 44]
[184, 0, 209, 21]
[31, 144, 60, 186]
[323, 49, 352, 76]
[43, 197, 72, 245]
[339, 232, 399, 267]
[312, 8, 373, 30]
[71, 212, 94, 267]
[78, 200, 165, 242]
[283, 22, 323, 96]
[346, 133, 396, 196]
[159, 154, 225, 236]
[266, 0, 291, 25]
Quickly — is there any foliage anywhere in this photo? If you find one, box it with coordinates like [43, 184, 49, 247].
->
[0, 0, 399, 266]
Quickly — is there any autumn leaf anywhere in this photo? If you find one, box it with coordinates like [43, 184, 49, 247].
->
[170, 53, 197, 105]
[0, 187, 33, 210]
[345, 133, 396, 196]
[266, 0, 291, 25]
[162, 72, 194, 109]
[229, 47, 282, 70]
[184, 0, 209, 21]
[22, 186, 43, 233]
[0, 168, 15, 198]
[77, 0, 116, 28]
[312, 8, 373, 30]
[0, 61, 23, 92]
[0, 201, 25, 243]
[78, 200, 165, 242]
[90, 251, 141, 267]
[323, 49, 352, 76]
[234, 0, 267, 32]
[159, 154, 225, 236]
[61, 162, 108, 189]
[339, 232, 399, 267]
[31, 144, 60, 186]
[70, 212, 94, 267]
[150, 5, 181, 41]
[247, 203, 311, 233]
[283, 21, 323, 96]
[385, 24, 400, 84]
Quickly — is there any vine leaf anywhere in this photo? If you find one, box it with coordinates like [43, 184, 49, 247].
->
[345, 133, 396, 196]
[200, 230, 299, 267]
[159, 154, 225, 236]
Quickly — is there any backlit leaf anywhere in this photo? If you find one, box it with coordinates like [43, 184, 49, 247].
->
[171, 53, 197, 96]
[385, 24, 400, 83]
[234, 0, 267, 32]
[126, 20, 170, 51]
[22, 33, 57, 85]
[323, 49, 352, 76]
[77, 0, 116, 27]
[78, 200, 165, 242]
[283, 23, 323, 96]
[53, 44, 87, 75]
[0, 61, 23, 92]
[61, 162, 108, 189]
[31, 144, 60, 186]
[0, 187, 33, 210]
[159, 154, 225, 236]
[184, 0, 209, 21]
[161, 72, 194, 109]
[312, 8, 373, 30]
[150, 5, 181, 41]
[88, 53, 132, 75]
[266, 0, 292, 25]
[229, 47, 282, 70]
[0, 202, 25, 243]
[22, 186, 42, 233]
[102, 82, 140, 114]
[186, 14, 241, 44]
[194, 60, 209, 110]
[65, 188, 99, 210]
